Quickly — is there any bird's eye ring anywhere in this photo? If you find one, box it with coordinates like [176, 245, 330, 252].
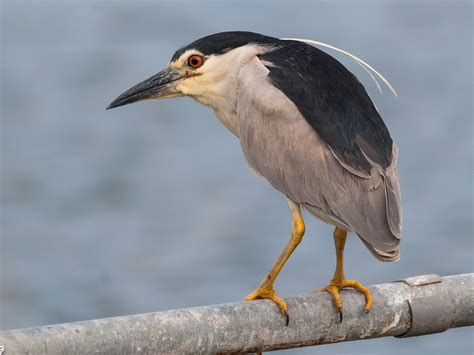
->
[188, 55, 204, 69]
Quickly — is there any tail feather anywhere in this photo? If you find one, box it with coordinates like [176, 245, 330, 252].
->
[359, 144, 402, 261]
[384, 145, 402, 239]
[360, 238, 400, 261]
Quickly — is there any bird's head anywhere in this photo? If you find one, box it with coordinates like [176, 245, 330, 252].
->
[107, 32, 278, 110]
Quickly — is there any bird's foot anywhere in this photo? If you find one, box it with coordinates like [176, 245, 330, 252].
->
[321, 279, 372, 322]
[244, 287, 289, 325]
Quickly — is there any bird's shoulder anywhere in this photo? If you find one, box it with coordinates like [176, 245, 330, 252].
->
[258, 41, 394, 177]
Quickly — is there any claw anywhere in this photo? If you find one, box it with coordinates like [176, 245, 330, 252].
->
[244, 287, 288, 325]
[321, 279, 372, 318]
[283, 310, 289, 326]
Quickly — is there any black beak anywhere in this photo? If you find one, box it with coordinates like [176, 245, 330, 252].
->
[106, 67, 183, 110]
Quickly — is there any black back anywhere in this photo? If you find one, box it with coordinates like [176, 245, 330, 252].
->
[174, 32, 393, 174]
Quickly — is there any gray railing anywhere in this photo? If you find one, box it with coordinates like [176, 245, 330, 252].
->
[1, 273, 473, 354]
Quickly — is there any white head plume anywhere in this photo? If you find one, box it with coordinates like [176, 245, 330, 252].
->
[281, 38, 398, 97]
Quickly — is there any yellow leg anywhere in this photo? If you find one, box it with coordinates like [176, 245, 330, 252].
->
[244, 200, 305, 325]
[322, 227, 373, 321]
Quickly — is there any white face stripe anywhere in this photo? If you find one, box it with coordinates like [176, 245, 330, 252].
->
[169, 43, 280, 70]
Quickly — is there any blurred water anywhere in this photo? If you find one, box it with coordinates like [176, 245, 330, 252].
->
[1, 1, 473, 353]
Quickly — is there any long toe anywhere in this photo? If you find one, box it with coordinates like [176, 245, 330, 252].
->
[321, 284, 342, 312]
[244, 287, 288, 324]
[321, 279, 373, 317]
[342, 279, 373, 312]
[321, 284, 344, 322]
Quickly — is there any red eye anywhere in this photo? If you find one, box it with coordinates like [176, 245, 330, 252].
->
[188, 55, 204, 68]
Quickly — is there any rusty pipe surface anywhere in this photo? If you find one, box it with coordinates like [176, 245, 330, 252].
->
[1, 274, 473, 354]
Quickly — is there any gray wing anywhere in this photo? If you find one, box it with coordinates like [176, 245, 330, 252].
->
[236, 57, 402, 261]
[260, 40, 394, 177]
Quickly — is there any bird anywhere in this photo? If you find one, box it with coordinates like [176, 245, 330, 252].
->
[107, 31, 402, 324]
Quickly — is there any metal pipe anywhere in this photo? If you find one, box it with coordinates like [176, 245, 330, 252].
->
[1, 274, 473, 354]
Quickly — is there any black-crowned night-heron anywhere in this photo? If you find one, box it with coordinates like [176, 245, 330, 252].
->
[107, 31, 402, 324]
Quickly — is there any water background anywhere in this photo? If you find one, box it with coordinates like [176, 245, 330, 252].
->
[1, 1, 473, 353]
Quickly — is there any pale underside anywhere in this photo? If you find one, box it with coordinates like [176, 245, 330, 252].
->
[236, 56, 402, 261]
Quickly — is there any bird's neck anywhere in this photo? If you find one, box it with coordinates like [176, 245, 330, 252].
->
[189, 45, 270, 137]
[190, 72, 242, 137]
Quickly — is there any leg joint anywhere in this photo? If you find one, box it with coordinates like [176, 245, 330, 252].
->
[334, 227, 347, 239]
[333, 227, 347, 248]
[292, 221, 305, 242]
